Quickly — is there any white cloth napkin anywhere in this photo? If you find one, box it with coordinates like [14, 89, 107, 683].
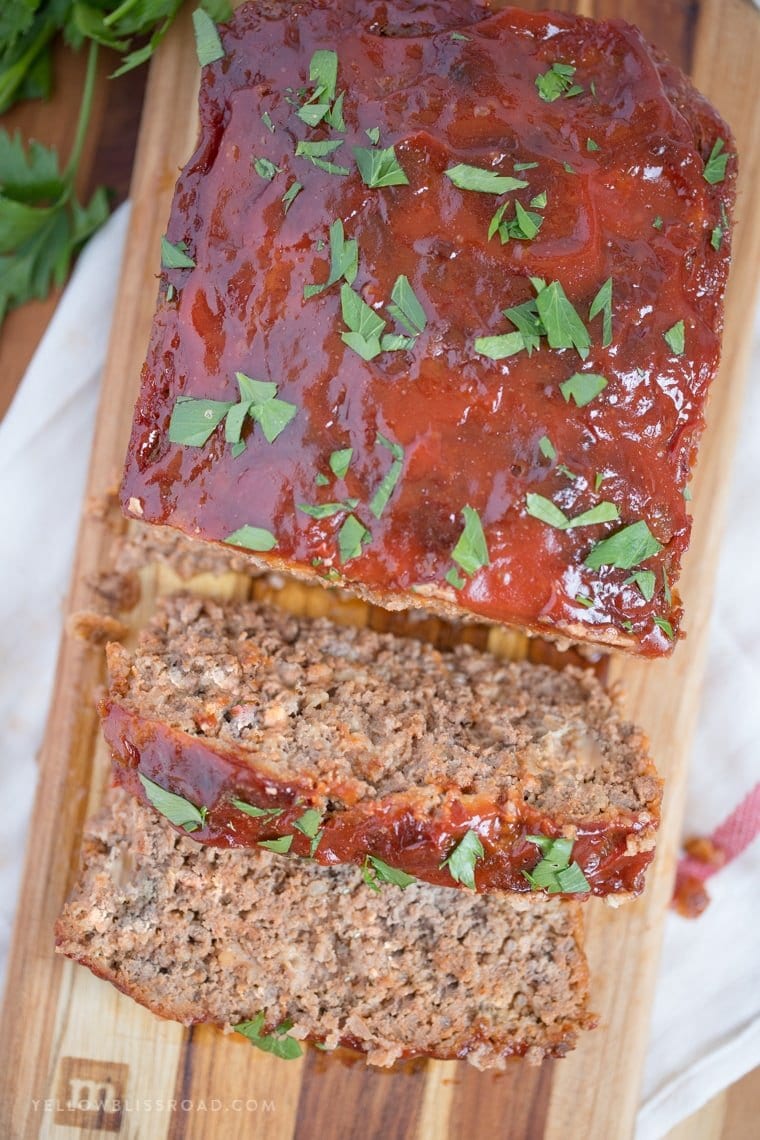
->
[0, 200, 757, 1136]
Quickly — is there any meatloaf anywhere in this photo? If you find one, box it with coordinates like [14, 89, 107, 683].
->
[56, 790, 595, 1067]
[101, 594, 661, 898]
[120, 0, 735, 657]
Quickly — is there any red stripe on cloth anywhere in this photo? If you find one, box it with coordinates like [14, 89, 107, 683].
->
[678, 781, 760, 882]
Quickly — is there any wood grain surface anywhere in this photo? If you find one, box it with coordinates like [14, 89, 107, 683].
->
[1, 2, 759, 1138]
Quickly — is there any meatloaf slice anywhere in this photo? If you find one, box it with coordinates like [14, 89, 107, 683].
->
[102, 594, 661, 899]
[56, 791, 595, 1067]
[121, 0, 736, 658]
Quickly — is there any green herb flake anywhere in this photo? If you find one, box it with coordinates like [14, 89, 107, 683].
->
[522, 834, 590, 894]
[235, 1013, 303, 1060]
[653, 215, 664, 230]
[139, 773, 207, 833]
[354, 145, 409, 188]
[451, 506, 490, 577]
[683, 485, 693, 502]
[445, 567, 466, 590]
[575, 594, 594, 608]
[329, 447, 353, 479]
[567, 501, 619, 528]
[525, 493, 569, 530]
[586, 137, 601, 152]
[282, 181, 303, 214]
[295, 139, 350, 176]
[231, 798, 284, 819]
[530, 190, 548, 209]
[703, 138, 729, 185]
[169, 396, 232, 447]
[663, 567, 672, 607]
[340, 283, 385, 360]
[557, 464, 577, 481]
[654, 616, 674, 640]
[535, 62, 581, 103]
[663, 320, 685, 356]
[710, 203, 729, 252]
[560, 372, 608, 407]
[621, 619, 634, 633]
[315, 473, 329, 486]
[514, 161, 539, 171]
[594, 472, 605, 491]
[564, 163, 576, 174]
[588, 277, 613, 348]
[450, 31, 470, 41]
[293, 809, 322, 839]
[533, 279, 591, 359]
[361, 855, 416, 891]
[161, 236, 195, 270]
[253, 156, 280, 181]
[474, 332, 526, 360]
[624, 570, 656, 601]
[305, 218, 358, 298]
[309, 49, 338, 100]
[503, 298, 543, 355]
[584, 520, 663, 570]
[262, 111, 275, 133]
[298, 500, 357, 520]
[445, 163, 528, 194]
[365, 126, 381, 144]
[224, 525, 278, 552]
[370, 433, 404, 519]
[440, 830, 485, 890]
[338, 514, 371, 563]
[259, 834, 294, 854]
[539, 436, 556, 461]
[387, 274, 427, 336]
[192, 8, 225, 67]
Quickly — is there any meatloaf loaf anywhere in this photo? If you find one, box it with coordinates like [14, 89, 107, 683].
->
[101, 594, 661, 898]
[56, 791, 595, 1067]
[120, 0, 735, 657]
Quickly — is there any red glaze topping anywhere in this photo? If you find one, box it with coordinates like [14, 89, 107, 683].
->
[122, 1, 735, 657]
[104, 700, 658, 898]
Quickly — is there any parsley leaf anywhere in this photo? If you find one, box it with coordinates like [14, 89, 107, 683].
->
[387, 274, 426, 336]
[533, 279, 591, 358]
[584, 520, 663, 570]
[440, 830, 485, 890]
[588, 277, 613, 348]
[560, 372, 608, 407]
[139, 773, 207, 833]
[298, 500, 358, 519]
[535, 62, 582, 103]
[296, 139, 350, 176]
[526, 494, 619, 530]
[625, 570, 656, 601]
[451, 506, 489, 576]
[338, 514, 370, 563]
[224, 525, 278, 552]
[282, 180, 303, 213]
[365, 127, 381, 144]
[169, 397, 233, 446]
[474, 332, 526, 360]
[305, 218, 358, 297]
[161, 236, 195, 269]
[370, 432, 404, 518]
[293, 809, 322, 839]
[653, 215, 664, 230]
[354, 145, 409, 188]
[340, 283, 385, 360]
[711, 203, 729, 252]
[445, 567, 466, 590]
[259, 834, 294, 854]
[329, 447, 353, 478]
[586, 137, 601, 152]
[361, 855, 416, 891]
[488, 200, 544, 244]
[703, 138, 729, 184]
[444, 163, 528, 194]
[654, 616, 674, 639]
[539, 436, 556, 461]
[503, 298, 543, 355]
[522, 834, 590, 894]
[192, 8, 224, 67]
[262, 111, 275, 133]
[663, 320, 685, 355]
[253, 156, 280, 181]
[231, 799, 284, 819]
[235, 1013, 303, 1060]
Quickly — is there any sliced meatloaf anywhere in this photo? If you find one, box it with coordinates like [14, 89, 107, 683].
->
[121, 0, 736, 657]
[56, 791, 595, 1067]
[101, 594, 661, 899]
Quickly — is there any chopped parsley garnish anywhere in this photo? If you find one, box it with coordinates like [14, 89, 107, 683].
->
[575, 594, 594, 608]
[588, 277, 613, 348]
[502, 298, 543, 355]
[329, 448, 353, 478]
[515, 161, 540, 171]
[293, 809, 322, 839]
[231, 799, 285, 819]
[652, 215, 664, 230]
[474, 332, 525, 361]
[295, 138, 350, 176]
[192, 8, 225, 67]
[340, 283, 385, 360]
[282, 180, 303, 213]
[654, 616, 674, 639]
[538, 436, 556, 461]
[525, 494, 618, 530]
[262, 111, 275, 133]
[535, 62, 582, 103]
[298, 499, 358, 519]
[523, 835, 590, 894]
[370, 433, 404, 519]
[444, 163, 528, 194]
[663, 320, 685, 355]
[224, 525, 278, 552]
[531, 191, 547, 207]
[235, 1013, 302, 1060]
[168, 397, 232, 446]
[440, 830, 485, 890]
[354, 145, 409, 188]
[451, 506, 489, 577]
[315, 473, 329, 486]
[445, 567, 466, 590]
[361, 855, 416, 891]
[253, 156, 280, 181]
[586, 137, 600, 152]
[563, 162, 577, 174]
[160, 236, 195, 270]
[259, 834, 293, 854]
[139, 773, 207, 833]
[338, 514, 370, 563]
[594, 472, 606, 491]
[584, 520, 662, 570]
[625, 570, 656, 601]
[304, 219, 358, 297]
[703, 138, 729, 184]
[533, 278, 590, 358]
[560, 371, 608, 407]
[296, 49, 344, 130]
[450, 31, 470, 42]
[488, 200, 544, 244]
[387, 274, 427, 336]
[365, 126, 381, 144]
[711, 203, 729, 251]
[237, 372, 298, 444]
[663, 567, 672, 606]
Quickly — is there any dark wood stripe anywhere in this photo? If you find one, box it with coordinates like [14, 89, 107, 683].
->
[167, 1026, 197, 1140]
[293, 1051, 428, 1140]
[447, 1057, 555, 1140]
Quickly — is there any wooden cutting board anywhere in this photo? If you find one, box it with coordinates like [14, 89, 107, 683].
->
[2, 2, 758, 1137]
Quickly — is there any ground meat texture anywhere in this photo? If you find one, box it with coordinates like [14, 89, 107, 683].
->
[102, 594, 661, 898]
[120, 0, 735, 658]
[56, 791, 595, 1067]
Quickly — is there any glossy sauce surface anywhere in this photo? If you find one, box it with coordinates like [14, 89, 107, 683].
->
[105, 701, 657, 897]
[122, 0, 734, 656]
